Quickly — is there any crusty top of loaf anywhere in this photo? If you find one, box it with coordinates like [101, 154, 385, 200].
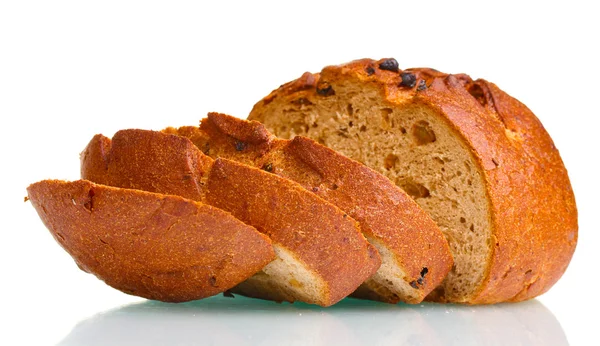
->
[250, 58, 578, 303]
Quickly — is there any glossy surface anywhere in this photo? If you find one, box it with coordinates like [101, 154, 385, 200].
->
[57, 295, 567, 346]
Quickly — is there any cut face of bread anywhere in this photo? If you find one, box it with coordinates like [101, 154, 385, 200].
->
[81, 129, 380, 306]
[164, 112, 453, 304]
[27, 179, 275, 302]
[253, 91, 487, 302]
[248, 58, 578, 303]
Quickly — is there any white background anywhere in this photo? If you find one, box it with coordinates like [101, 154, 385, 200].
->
[1, 1, 598, 345]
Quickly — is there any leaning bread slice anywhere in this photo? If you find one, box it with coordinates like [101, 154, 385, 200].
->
[248, 58, 578, 304]
[81, 129, 380, 306]
[27, 179, 275, 302]
[163, 112, 453, 304]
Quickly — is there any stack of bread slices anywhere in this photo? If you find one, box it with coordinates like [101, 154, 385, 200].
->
[27, 58, 577, 306]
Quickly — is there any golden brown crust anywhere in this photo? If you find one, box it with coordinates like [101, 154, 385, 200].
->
[206, 158, 381, 305]
[169, 112, 452, 303]
[81, 129, 380, 306]
[27, 179, 274, 302]
[81, 130, 213, 201]
[249, 58, 578, 304]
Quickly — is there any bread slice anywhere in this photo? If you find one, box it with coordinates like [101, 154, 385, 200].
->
[81, 129, 380, 306]
[26, 179, 274, 302]
[163, 112, 453, 304]
[248, 58, 578, 304]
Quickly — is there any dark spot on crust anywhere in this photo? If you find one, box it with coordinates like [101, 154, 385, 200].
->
[467, 83, 487, 106]
[235, 141, 247, 151]
[83, 188, 95, 212]
[400, 72, 417, 88]
[209, 276, 217, 287]
[202, 142, 210, 155]
[366, 66, 375, 75]
[492, 158, 499, 167]
[379, 58, 399, 72]
[331, 183, 339, 190]
[410, 267, 429, 288]
[312, 187, 319, 192]
[316, 82, 335, 96]
[343, 214, 347, 218]
[417, 79, 427, 91]
[262, 162, 273, 172]
[24, 196, 29, 202]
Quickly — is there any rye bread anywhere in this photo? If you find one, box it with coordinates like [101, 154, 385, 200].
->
[248, 58, 578, 304]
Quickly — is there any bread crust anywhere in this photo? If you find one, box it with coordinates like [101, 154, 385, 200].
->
[27, 179, 274, 302]
[165, 112, 453, 303]
[249, 58, 578, 304]
[80, 129, 380, 306]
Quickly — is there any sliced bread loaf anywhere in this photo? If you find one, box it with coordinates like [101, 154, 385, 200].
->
[248, 58, 578, 304]
[27, 179, 275, 302]
[164, 112, 453, 304]
[81, 129, 380, 306]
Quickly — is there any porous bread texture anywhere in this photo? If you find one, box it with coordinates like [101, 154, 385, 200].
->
[252, 85, 487, 302]
[248, 58, 578, 304]
[80, 129, 380, 306]
[164, 112, 453, 304]
[27, 179, 275, 302]
[231, 245, 327, 305]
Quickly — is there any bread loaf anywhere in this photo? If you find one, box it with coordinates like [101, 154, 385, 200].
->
[248, 58, 578, 304]
[27, 179, 275, 302]
[164, 112, 453, 304]
[81, 129, 380, 306]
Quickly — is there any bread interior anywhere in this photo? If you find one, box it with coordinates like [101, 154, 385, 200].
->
[232, 245, 328, 305]
[255, 82, 492, 301]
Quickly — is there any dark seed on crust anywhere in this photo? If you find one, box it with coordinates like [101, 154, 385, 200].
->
[262, 162, 273, 172]
[410, 280, 419, 289]
[400, 72, 417, 88]
[379, 58, 399, 72]
[234, 141, 247, 151]
[316, 82, 335, 96]
[420, 267, 429, 277]
[366, 66, 376, 75]
[417, 277, 424, 286]
[417, 79, 427, 91]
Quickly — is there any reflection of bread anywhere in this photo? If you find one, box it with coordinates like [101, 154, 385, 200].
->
[56, 296, 567, 346]
[249, 58, 578, 303]
[80, 129, 380, 306]
[164, 112, 452, 304]
[27, 179, 274, 302]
